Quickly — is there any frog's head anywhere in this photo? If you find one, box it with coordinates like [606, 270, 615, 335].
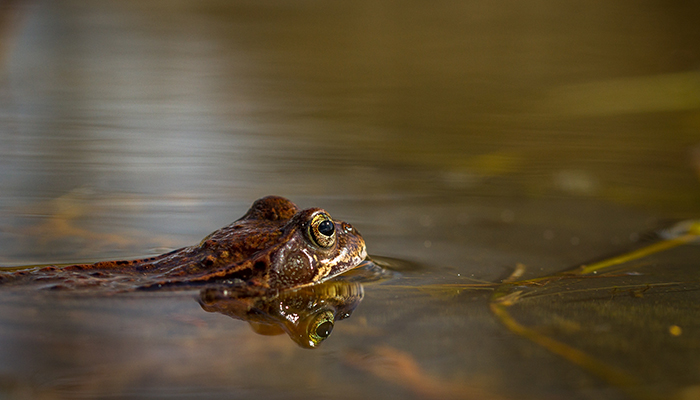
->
[266, 205, 367, 289]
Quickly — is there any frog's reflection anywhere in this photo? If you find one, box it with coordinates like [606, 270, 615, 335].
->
[198, 278, 364, 348]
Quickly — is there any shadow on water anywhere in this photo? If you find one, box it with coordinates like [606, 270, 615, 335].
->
[489, 221, 700, 400]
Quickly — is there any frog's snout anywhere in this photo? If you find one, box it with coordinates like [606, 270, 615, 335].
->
[340, 221, 367, 261]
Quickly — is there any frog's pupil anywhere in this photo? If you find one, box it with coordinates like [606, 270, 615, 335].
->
[318, 220, 335, 237]
[316, 321, 334, 338]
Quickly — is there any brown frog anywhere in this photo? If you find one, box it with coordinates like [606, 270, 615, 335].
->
[0, 196, 367, 292]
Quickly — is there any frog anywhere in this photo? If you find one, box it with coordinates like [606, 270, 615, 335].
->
[0, 196, 368, 292]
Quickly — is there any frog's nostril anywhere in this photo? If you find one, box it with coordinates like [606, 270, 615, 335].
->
[342, 223, 361, 236]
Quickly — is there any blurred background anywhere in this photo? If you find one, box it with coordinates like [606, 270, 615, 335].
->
[0, 1, 699, 399]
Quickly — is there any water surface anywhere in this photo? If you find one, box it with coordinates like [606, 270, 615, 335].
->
[1, 1, 700, 399]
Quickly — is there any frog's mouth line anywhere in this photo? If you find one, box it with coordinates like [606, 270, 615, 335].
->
[360, 247, 368, 261]
[308, 243, 367, 285]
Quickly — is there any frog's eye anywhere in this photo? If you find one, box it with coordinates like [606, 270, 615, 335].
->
[308, 310, 334, 346]
[308, 213, 336, 248]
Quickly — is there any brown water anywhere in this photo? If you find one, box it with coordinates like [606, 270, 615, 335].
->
[1, 1, 700, 399]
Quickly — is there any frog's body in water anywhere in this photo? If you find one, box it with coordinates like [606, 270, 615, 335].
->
[0, 196, 367, 291]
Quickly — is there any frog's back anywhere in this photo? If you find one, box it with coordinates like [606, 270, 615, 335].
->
[0, 196, 298, 290]
[0, 196, 367, 292]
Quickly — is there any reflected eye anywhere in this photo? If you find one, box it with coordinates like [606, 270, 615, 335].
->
[309, 310, 335, 346]
[315, 321, 333, 338]
[308, 213, 336, 248]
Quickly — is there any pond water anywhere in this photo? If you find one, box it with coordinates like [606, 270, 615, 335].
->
[1, 1, 699, 399]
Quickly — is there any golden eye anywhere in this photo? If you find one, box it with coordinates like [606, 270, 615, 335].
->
[308, 213, 336, 248]
[309, 310, 334, 346]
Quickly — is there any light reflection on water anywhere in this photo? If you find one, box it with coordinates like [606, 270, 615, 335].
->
[1, 0, 700, 399]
